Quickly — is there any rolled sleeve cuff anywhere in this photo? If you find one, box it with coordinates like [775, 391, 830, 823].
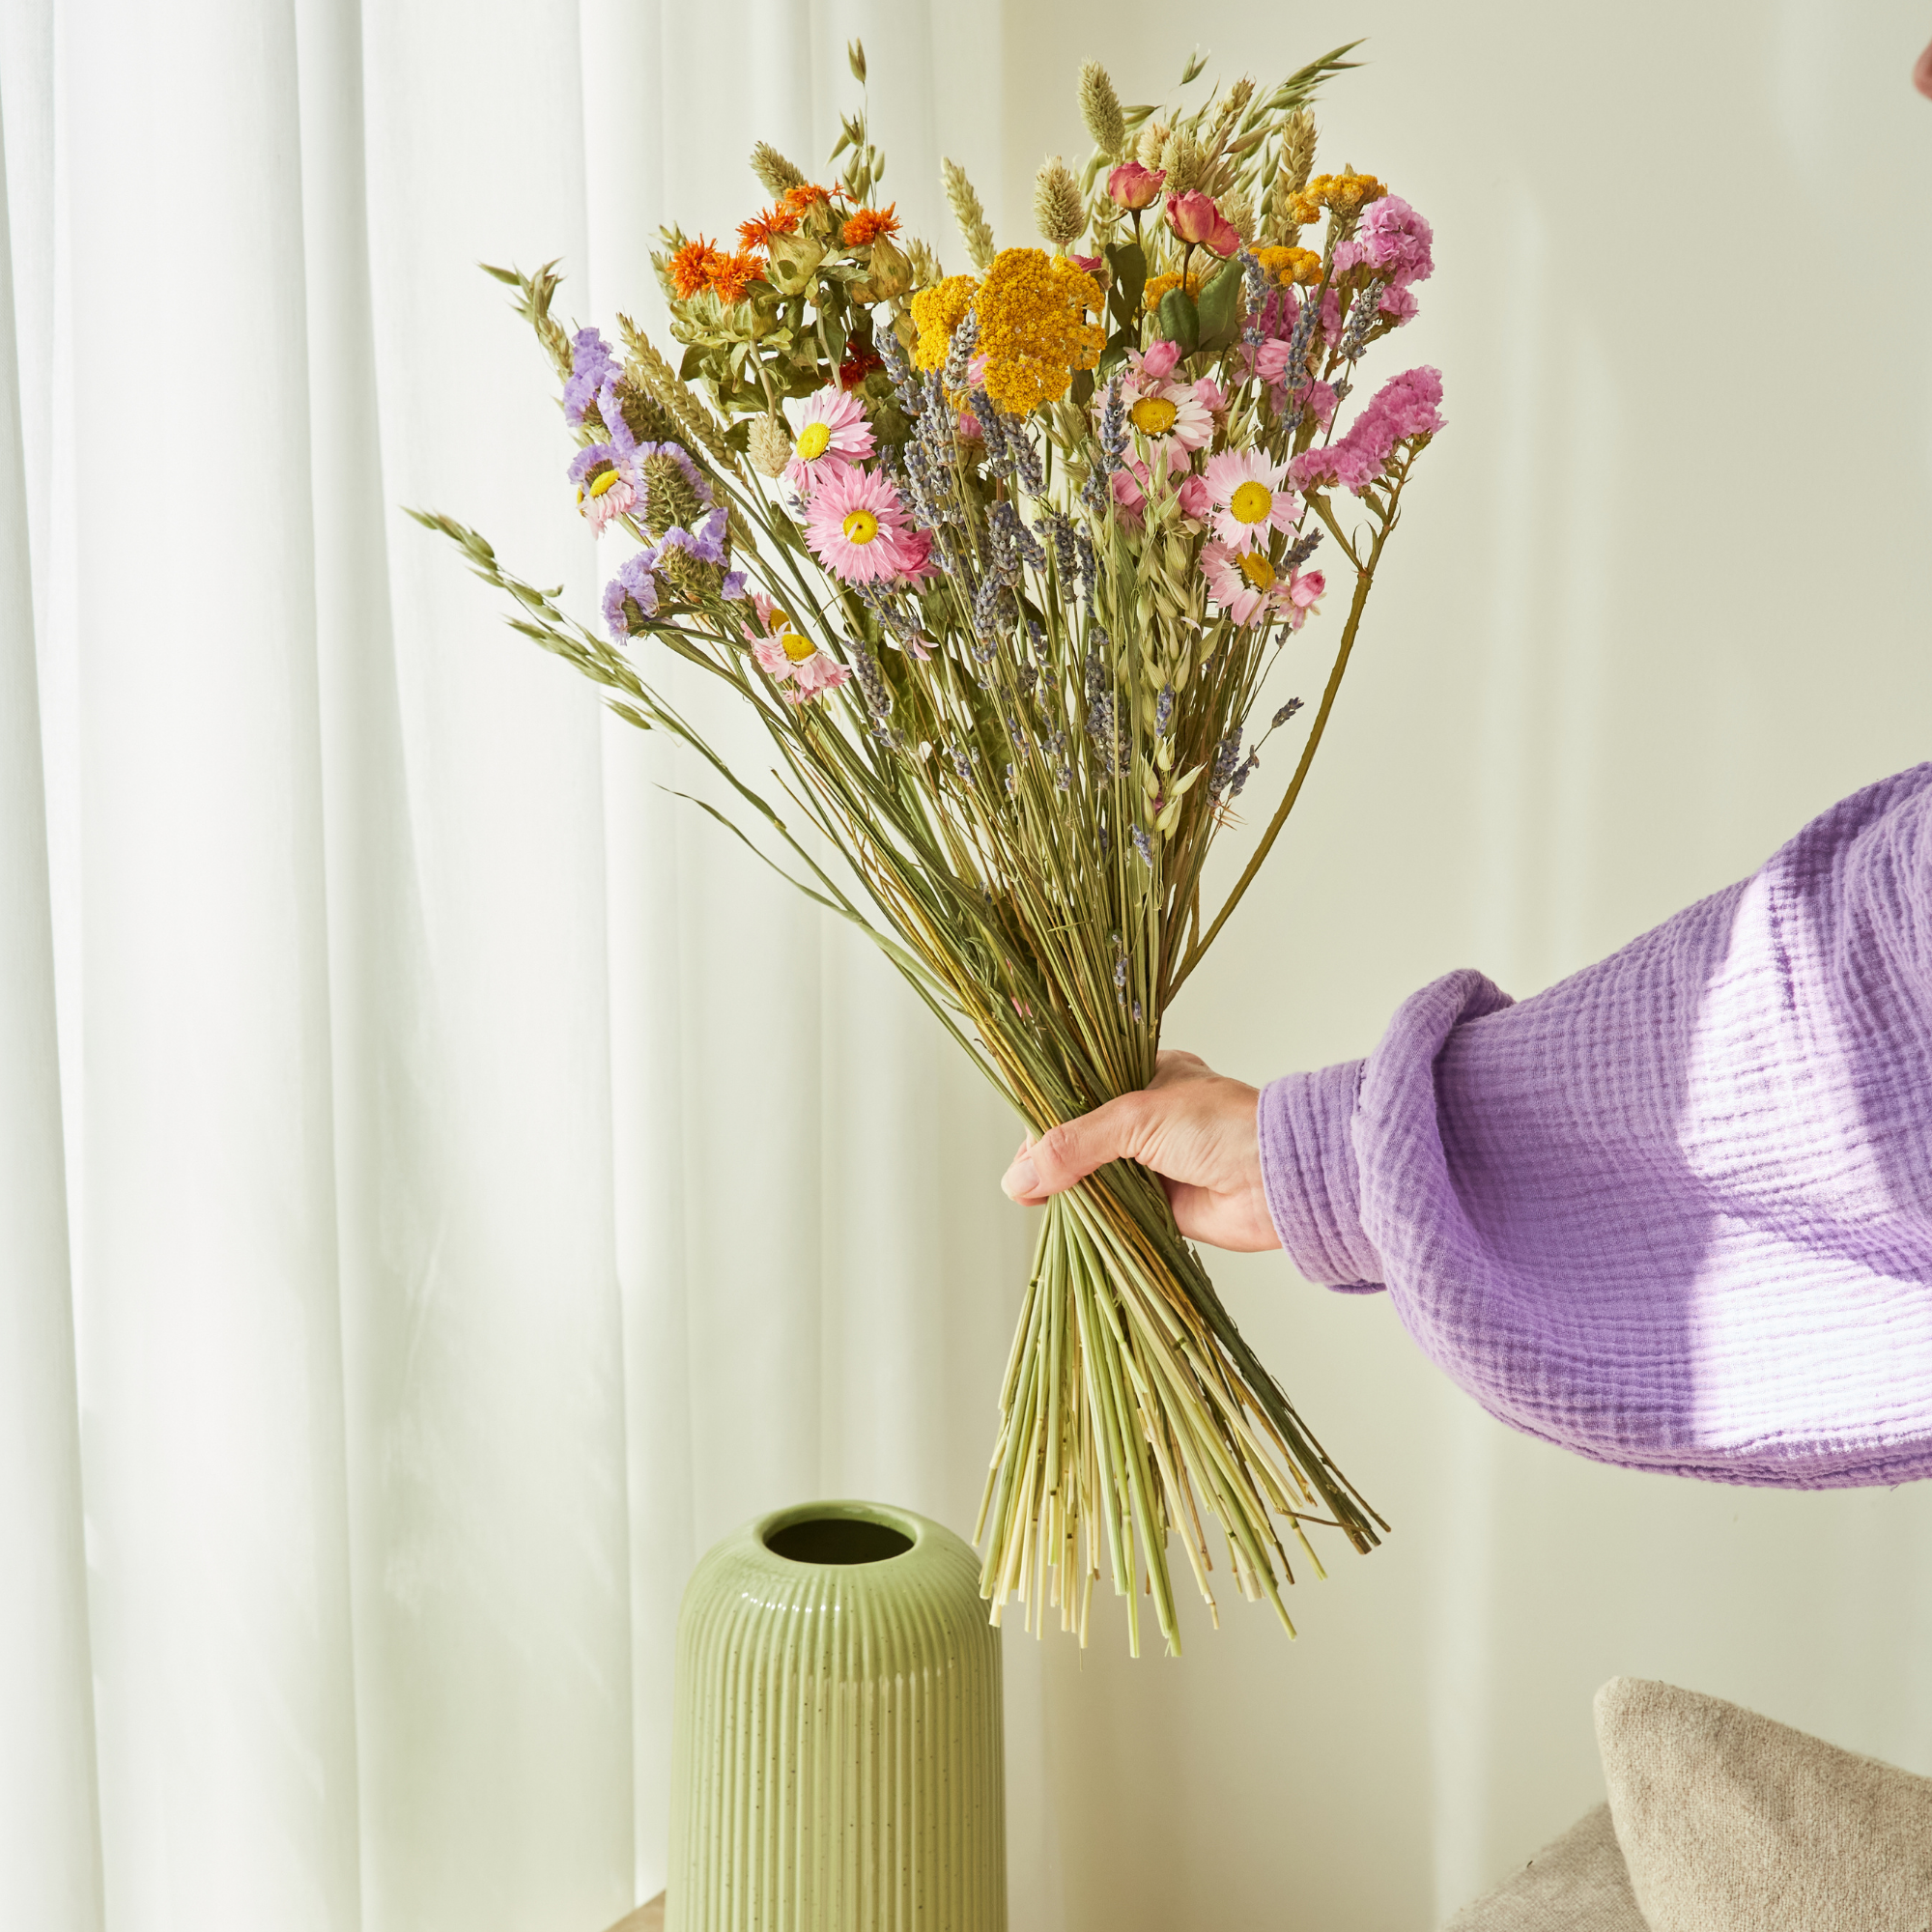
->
[1258, 1060, 1385, 1292]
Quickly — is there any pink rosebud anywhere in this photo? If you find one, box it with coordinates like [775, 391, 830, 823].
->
[1068, 252, 1105, 275]
[1193, 375, 1227, 415]
[956, 410, 983, 441]
[1107, 161, 1166, 210]
[1164, 190, 1221, 246]
[1177, 472, 1211, 520]
[1139, 339, 1182, 382]
[1203, 212, 1241, 258]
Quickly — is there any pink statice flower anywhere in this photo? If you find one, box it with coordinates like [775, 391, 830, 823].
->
[1246, 343, 1337, 429]
[744, 592, 853, 704]
[1378, 284, 1420, 326]
[1353, 194, 1435, 287]
[784, 384, 876, 495]
[803, 465, 922, 584]
[1289, 366, 1443, 496]
[1318, 284, 1344, 346]
[1201, 449, 1298, 552]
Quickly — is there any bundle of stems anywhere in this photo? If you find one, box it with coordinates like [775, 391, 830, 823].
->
[419, 40, 1439, 1651]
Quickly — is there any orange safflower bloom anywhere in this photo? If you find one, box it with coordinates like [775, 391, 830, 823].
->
[709, 249, 765, 305]
[669, 237, 727, 299]
[738, 205, 799, 251]
[839, 204, 900, 248]
[781, 183, 841, 218]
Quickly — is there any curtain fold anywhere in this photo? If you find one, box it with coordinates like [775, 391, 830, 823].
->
[0, 63, 104, 1932]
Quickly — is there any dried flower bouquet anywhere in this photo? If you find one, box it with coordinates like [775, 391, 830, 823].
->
[418, 40, 1443, 1653]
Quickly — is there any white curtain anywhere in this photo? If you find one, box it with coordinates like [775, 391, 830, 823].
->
[5, 4, 1931, 1931]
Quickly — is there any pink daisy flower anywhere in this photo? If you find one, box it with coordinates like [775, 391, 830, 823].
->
[568, 435, 639, 536]
[1200, 544, 1325, 629]
[1200, 449, 1299, 553]
[804, 466, 919, 585]
[744, 593, 853, 705]
[1122, 380, 1212, 468]
[784, 385, 875, 495]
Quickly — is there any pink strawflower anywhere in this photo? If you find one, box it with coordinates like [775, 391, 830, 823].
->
[1193, 375, 1228, 416]
[1131, 340, 1183, 384]
[784, 384, 875, 495]
[1289, 366, 1444, 496]
[1284, 568, 1325, 627]
[1200, 544, 1324, 628]
[894, 526, 941, 588]
[803, 465, 919, 584]
[743, 592, 853, 704]
[1200, 448, 1298, 552]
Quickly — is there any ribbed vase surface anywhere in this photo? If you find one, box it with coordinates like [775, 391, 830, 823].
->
[667, 1498, 1005, 1932]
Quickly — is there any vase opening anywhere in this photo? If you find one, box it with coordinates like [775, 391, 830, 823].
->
[764, 1516, 914, 1566]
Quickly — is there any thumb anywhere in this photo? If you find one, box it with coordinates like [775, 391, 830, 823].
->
[1002, 1093, 1151, 1203]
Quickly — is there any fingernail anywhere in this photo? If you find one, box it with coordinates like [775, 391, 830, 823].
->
[1004, 1157, 1038, 1199]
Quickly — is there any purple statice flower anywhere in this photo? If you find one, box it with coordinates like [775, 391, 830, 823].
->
[602, 551, 660, 640]
[648, 505, 729, 569]
[564, 327, 622, 425]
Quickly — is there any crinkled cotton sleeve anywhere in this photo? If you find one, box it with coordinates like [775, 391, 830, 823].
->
[1257, 765, 1932, 1488]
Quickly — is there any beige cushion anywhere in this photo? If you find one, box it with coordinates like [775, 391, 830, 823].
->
[1596, 1677, 1932, 1930]
[1443, 1804, 1649, 1930]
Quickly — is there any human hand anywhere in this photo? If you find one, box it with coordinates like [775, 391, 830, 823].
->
[999, 1049, 1282, 1252]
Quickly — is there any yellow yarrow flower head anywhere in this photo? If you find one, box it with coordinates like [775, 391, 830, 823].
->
[970, 249, 1103, 415]
[911, 274, 980, 373]
[1288, 170, 1387, 228]
[1141, 268, 1206, 313]
[1256, 245, 1323, 289]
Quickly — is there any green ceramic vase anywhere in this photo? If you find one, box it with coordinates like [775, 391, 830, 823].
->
[666, 1498, 1006, 1931]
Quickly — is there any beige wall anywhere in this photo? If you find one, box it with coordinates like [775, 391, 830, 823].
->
[981, 2, 1932, 1925]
